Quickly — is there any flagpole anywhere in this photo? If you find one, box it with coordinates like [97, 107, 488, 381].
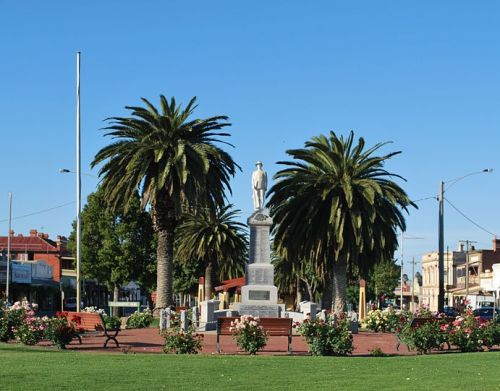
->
[76, 52, 82, 313]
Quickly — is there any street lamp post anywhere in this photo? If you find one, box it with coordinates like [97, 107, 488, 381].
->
[76, 51, 81, 313]
[437, 169, 493, 312]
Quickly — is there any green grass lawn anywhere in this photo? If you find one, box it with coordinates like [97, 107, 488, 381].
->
[1, 343, 499, 391]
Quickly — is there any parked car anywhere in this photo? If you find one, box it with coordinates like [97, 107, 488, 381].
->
[473, 307, 500, 321]
[443, 306, 458, 317]
[63, 297, 85, 311]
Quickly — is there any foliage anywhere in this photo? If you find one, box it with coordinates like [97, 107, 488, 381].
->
[103, 315, 121, 330]
[175, 204, 248, 299]
[414, 303, 433, 318]
[162, 329, 204, 354]
[0, 307, 25, 342]
[398, 320, 447, 354]
[372, 259, 400, 299]
[91, 95, 238, 309]
[173, 256, 202, 296]
[230, 315, 268, 354]
[82, 306, 107, 315]
[45, 316, 76, 349]
[162, 311, 203, 354]
[370, 347, 387, 357]
[296, 315, 353, 356]
[364, 307, 408, 333]
[0, 301, 47, 345]
[268, 131, 414, 312]
[68, 188, 156, 295]
[446, 308, 487, 352]
[272, 251, 322, 304]
[126, 309, 153, 329]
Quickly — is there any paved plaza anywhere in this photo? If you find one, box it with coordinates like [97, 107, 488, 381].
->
[38, 329, 411, 356]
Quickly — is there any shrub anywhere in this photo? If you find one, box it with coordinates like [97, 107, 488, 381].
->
[163, 329, 203, 354]
[447, 309, 486, 352]
[162, 312, 203, 354]
[0, 303, 29, 342]
[14, 316, 48, 345]
[126, 309, 153, 329]
[297, 315, 353, 356]
[102, 315, 121, 330]
[397, 320, 447, 354]
[45, 316, 76, 349]
[364, 308, 410, 333]
[370, 347, 387, 357]
[230, 315, 268, 355]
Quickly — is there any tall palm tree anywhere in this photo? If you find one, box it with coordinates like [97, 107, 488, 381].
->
[268, 131, 414, 314]
[92, 95, 238, 310]
[175, 204, 248, 300]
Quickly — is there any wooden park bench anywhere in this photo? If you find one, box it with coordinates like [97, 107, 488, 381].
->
[60, 311, 121, 348]
[396, 316, 455, 351]
[216, 317, 293, 354]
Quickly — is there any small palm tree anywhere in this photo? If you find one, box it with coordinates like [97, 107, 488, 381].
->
[92, 95, 238, 310]
[268, 131, 414, 313]
[175, 204, 248, 300]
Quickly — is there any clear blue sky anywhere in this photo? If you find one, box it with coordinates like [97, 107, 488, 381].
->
[1, 1, 499, 275]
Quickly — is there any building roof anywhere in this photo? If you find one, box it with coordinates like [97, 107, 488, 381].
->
[0, 231, 59, 253]
[215, 277, 246, 292]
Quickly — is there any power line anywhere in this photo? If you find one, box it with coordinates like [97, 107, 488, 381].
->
[411, 195, 437, 203]
[444, 197, 498, 237]
[0, 201, 75, 223]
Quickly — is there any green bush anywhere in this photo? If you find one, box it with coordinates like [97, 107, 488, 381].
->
[447, 309, 487, 352]
[103, 315, 121, 330]
[45, 317, 76, 349]
[0, 308, 25, 342]
[126, 309, 153, 329]
[397, 320, 446, 354]
[230, 315, 268, 355]
[297, 315, 353, 356]
[162, 329, 203, 354]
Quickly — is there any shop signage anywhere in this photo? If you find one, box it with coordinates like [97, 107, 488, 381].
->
[32, 260, 53, 280]
[12, 262, 32, 284]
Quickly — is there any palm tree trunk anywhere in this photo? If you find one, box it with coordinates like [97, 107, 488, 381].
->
[204, 262, 214, 301]
[153, 198, 177, 314]
[155, 227, 175, 311]
[332, 258, 347, 314]
[322, 270, 333, 310]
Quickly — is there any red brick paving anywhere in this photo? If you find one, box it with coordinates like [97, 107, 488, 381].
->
[39, 328, 412, 356]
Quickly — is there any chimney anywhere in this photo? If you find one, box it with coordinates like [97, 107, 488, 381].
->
[30, 229, 38, 237]
[9, 229, 14, 236]
[56, 236, 68, 251]
[494, 238, 500, 252]
[458, 242, 464, 252]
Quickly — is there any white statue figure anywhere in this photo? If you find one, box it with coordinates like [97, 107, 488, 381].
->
[252, 161, 268, 211]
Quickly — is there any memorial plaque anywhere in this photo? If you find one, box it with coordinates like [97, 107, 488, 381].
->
[249, 290, 270, 300]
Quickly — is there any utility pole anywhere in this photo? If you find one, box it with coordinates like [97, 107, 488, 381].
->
[438, 181, 445, 313]
[459, 240, 477, 301]
[437, 169, 492, 313]
[408, 257, 420, 312]
[6, 192, 12, 304]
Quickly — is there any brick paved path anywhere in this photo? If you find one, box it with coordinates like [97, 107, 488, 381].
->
[44, 329, 411, 356]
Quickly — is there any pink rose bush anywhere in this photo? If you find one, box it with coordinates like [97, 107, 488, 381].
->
[230, 315, 268, 354]
[446, 308, 492, 352]
[8, 301, 48, 345]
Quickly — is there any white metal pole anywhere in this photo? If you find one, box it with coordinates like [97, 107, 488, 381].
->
[76, 52, 81, 313]
[400, 230, 404, 309]
[6, 192, 12, 304]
